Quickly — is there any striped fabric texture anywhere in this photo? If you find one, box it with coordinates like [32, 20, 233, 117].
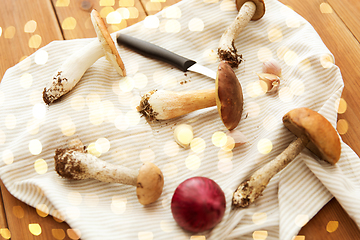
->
[0, 0, 359, 239]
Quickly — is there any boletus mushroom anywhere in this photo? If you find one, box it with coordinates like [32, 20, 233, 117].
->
[137, 61, 243, 130]
[54, 145, 164, 205]
[43, 9, 126, 105]
[233, 107, 341, 207]
[218, 0, 265, 68]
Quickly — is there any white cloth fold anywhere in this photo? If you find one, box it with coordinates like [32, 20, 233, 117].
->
[0, 0, 359, 239]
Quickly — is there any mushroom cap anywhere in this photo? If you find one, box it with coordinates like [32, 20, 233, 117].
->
[282, 107, 341, 165]
[90, 9, 126, 76]
[136, 162, 164, 205]
[215, 61, 244, 130]
[236, 0, 265, 21]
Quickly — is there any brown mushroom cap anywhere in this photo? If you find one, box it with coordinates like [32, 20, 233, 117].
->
[90, 9, 126, 76]
[215, 61, 244, 130]
[282, 107, 341, 165]
[236, 0, 265, 21]
[136, 162, 164, 205]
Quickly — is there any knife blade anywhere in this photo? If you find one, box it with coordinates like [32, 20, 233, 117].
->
[116, 33, 216, 80]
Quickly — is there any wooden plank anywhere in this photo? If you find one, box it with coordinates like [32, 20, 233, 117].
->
[277, 0, 360, 157]
[51, 0, 148, 39]
[0, 0, 63, 80]
[278, 0, 360, 239]
[327, 0, 360, 43]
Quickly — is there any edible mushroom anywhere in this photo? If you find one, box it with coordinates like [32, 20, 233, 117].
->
[137, 61, 243, 130]
[218, 0, 265, 68]
[233, 107, 341, 207]
[43, 9, 126, 105]
[54, 146, 164, 205]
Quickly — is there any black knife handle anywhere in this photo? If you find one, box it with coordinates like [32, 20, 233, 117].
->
[116, 33, 195, 72]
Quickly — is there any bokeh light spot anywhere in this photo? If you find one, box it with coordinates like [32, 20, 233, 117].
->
[160, 220, 174, 232]
[145, 2, 161, 12]
[107, 11, 122, 24]
[257, 138, 272, 154]
[188, 17, 204, 31]
[68, 191, 82, 206]
[320, 2, 333, 13]
[247, 102, 261, 118]
[165, 19, 181, 33]
[138, 232, 154, 240]
[119, 0, 134, 6]
[24, 20, 37, 33]
[0, 228, 11, 239]
[127, 7, 139, 18]
[335, 98, 347, 114]
[12, 206, 24, 219]
[116, 7, 131, 19]
[100, 7, 115, 18]
[295, 214, 309, 227]
[29, 223, 42, 236]
[56, 0, 70, 7]
[286, 16, 300, 28]
[190, 138, 206, 153]
[185, 154, 201, 170]
[61, 119, 76, 136]
[140, 148, 155, 163]
[163, 6, 182, 18]
[133, 73, 148, 89]
[95, 137, 111, 154]
[29, 34, 42, 48]
[2, 150, 14, 165]
[34, 159, 48, 174]
[284, 50, 298, 66]
[212, 131, 227, 147]
[36, 204, 49, 218]
[253, 231, 268, 240]
[252, 212, 267, 225]
[220, 0, 236, 11]
[292, 236, 305, 240]
[29, 139, 42, 155]
[87, 142, 101, 157]
[52, 229, 66, 240]
[277, 46, 289, 60]
[337, 119, 348, 135]
[34, 49, 49, 65]
[320, 54, 334, 68]
[279, 87, 293, 102]
[4, 26, 16, 39]
[62, 17, 77, 30]
[20, 73, 33, 89]
[190, 236, 206, 240]
[111, 196, 127, 214]
[119, 76, 134, 92]
[144, 15, 160, 28]
[67, 229, 81, 240]
[174, 124, 193, 147]
[326, 221, 339, 233]
[257, 47, 273, 62]
[267, 27, 283, 42]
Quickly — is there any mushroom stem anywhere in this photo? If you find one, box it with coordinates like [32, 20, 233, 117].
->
[54, 146, 165, 205]
[233, 134, 309, 207]
[43, 40, 104, 105]
[218, 1, 256, 68]
[55, 147, 138, 186]
[137, 89, 216, 121]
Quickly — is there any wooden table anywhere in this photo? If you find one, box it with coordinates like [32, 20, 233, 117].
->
[1, 0, 360, 239]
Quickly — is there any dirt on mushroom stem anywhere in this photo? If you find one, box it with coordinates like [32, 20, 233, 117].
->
[217, 41, 243, 68]
[137, 90, 158, 121]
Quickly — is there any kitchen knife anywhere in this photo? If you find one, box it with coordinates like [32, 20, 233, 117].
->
[116, 33, 216, 80]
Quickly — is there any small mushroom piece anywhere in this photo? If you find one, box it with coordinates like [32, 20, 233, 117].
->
[43, 9, 126, 105]
[233, 107, 341, 207]
[218, 0, 265, 68]
[137, 62, 243, 130]
[54, 146, 164, 205]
